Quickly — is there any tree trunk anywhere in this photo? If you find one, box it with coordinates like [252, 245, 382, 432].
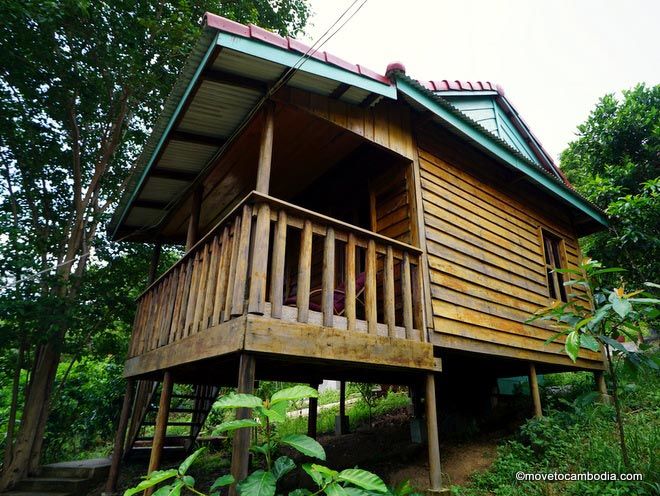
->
[3, 341, 25, 468]
[0, 342, 61, 490]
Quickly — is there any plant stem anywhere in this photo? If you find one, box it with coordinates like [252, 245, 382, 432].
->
[186, 483, 208, 496]
[265, 416, 272, 471]
[605, 345, 631, 470]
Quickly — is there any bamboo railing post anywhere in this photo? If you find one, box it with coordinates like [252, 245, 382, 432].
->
[269, 210, 287, 319]
[322, 227, 335, 327]
[402, 252, 414, 340]
[365, 240, 377, 334]
[528, 362, 542, 418]
[105, 379, 135, 495]
[231, 205, 254, 317]
[345, 234, 356, 331]
[248, 203, 271, 315]
[297, 220, 313, 323]
[384, 246, 396, 336]
[229, 354, 256, 496]
[145, 371, 174, 496]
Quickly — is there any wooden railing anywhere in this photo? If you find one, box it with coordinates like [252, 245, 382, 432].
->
[128, 192, 426, 359]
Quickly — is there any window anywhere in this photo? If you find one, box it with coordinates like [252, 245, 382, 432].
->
[542, 231, 567, 302]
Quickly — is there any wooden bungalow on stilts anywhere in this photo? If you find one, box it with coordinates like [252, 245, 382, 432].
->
[104, 13, 609, 494]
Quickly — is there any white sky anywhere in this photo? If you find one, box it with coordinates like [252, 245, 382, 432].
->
[301, 0, 660, 162]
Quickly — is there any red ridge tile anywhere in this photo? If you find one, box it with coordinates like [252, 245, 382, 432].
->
[204, 12, 250, 37]
[249, 24, 288, 49]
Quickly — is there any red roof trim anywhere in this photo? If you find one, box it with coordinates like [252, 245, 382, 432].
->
[203, 12, 390, 85]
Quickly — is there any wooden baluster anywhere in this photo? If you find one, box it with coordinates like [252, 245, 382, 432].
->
[365, 239, 377, 335]
[138, 292, 151, 355]
[270, 210, 287, 319]
[149, 285, 162, 351]
[224, 217, 242, 322]
[176, 258, 194, 339]
[322, 227, 335, 327]
[248, 203, 271, 315]
[202, 236, 221, 329]
[297, 220, 313, 323]
[184, 251, 201, 336]
[384, 246, 396, 337]
[193, 245, 210, 333]
[129, 301, 141, 357]
[345, 234, 356, 331]
[169, 265, 186, 343]
[231, 205, 253, 317]
[159, 272, 178, 346]
[402, 252, 414, 340]
[412, 257, 426, 342]
[212, 226, 231, 325]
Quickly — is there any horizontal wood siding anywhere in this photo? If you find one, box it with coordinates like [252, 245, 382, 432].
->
[416, 129, 601, 368]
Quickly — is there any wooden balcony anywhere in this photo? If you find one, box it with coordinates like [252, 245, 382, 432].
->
[124, 192, 438, 380]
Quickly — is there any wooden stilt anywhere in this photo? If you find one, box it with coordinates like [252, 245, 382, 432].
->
[594, 370, 611, 404]
[425, 373, 442, 491]
[528, 363, 542, 418]
[147, 243, 162, 285]
[229, 354, 256, 496]
[255, 101, 275, 194]
[335, 380, 349, 435]
[145, 371, 173, 496]
[104, 379, 134, 495]
[307, 383, 319, 439]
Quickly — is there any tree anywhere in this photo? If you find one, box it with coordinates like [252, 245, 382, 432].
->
[560, 84, 660, 286]
[528, 259, 659, 469]
[0, 1, 310, 489]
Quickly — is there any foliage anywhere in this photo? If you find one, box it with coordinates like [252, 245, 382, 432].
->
[125, 386, 393, 496]
[451, 361, 660, 496]
[352, 384, 380, 427]
[560, 84, 660, 286]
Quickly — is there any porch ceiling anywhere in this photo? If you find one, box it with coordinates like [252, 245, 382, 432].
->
[109, 16, 395, 242]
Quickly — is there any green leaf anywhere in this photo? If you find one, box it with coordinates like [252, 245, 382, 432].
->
[627, 297, 660, 304]
[152, 485, 174, 496]
[612, 297, 632, 318]
[273, 456, 296, 480]
[179, 447, 206, 475]
[237, 470, 276, 496]
[215, 393, 263, 409]
[257, 406, 287, 424]
[302, 463, 324, 487]
[565, 330, 580, 362]
[280, 434, 326, 460]
[343, 488, 371, 496]
[271, 385, 319, 406]
[215, 419, 260, 433]
[543, 329, 570, 345]
[580, 334, 600, 352]
[181, 475, 195, 487]
[311, 464, 338, 479]
[123, 470, 178, 496]
[338, 469, 388, 493]
[210, 474, 235, 491]
[289, 490, 313, 496]
[325, 483, 349, 496]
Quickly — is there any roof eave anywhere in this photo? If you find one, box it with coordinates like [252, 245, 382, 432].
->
[394, 74, 608, 230]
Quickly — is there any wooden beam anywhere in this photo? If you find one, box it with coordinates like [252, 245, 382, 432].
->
[528, 362, 542, 418]
[150, 168, 198, 182]
[255, 101, 275, 194]
[594, 370, 611, 405]
[133, 199, 170, 210]
[425, 373, 442, 491]
[170, 130, 225, 148]
[229, 354, 256, 496]
[360, 93, 380, 108]
[105, 379, 135, 494]
[329, 83, 351, 99]
[145, 371, 173, 496]
[204, 68, 268, 93]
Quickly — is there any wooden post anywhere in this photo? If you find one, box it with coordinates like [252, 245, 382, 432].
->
[384, 246, 395, 336]
[307, 383, 319, 439]
[594, 370, 612, 404]
[365, 240, 377, 334]
[335, 380, 349, 436]
[297, 220, 313, 323]
[185, 187, 203, 251]
[255, 101, 275, 194]
[230, 354, 256, 496]
[270, 211, 287, 319]
[104, 379, 135, 495]
[528, 363, 542, 418]
[148, 243, 162, 285]
[145, 372, 174, 496]
[248, 203, 271, 315]
[425, 373, 442, 491]
[345, 235, 356, 331]
[321, 228, 335, 327]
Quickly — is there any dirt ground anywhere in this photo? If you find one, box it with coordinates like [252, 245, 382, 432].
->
[89, 408, 504, 494]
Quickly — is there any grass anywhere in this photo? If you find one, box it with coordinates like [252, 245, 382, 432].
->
[450, 354, 660, 496]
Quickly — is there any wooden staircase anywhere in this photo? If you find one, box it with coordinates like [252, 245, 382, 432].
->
[124, 381, 219, 459]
